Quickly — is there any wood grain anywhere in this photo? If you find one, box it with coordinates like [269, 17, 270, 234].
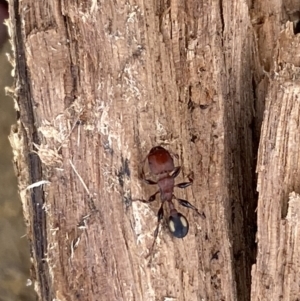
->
[252, 23, 300, 300]
[8, 0, 300, 300]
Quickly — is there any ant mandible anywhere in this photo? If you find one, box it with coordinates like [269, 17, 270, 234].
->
[136, 146, 204, 257]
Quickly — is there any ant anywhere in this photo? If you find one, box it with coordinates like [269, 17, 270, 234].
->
[136, 146, 204, 258]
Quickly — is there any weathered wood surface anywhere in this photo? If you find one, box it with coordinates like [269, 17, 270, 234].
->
[251, 23, 300, 300]
[7, 0, 300, 300]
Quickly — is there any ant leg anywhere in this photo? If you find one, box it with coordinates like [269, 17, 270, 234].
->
[174, 196, 206, 219]
[146, 203, 164, 261]
[175, 172, 194, 188]
[133, 190, 160, 203]
[171, 166, 181, 178]
[143, 179, 157, 185]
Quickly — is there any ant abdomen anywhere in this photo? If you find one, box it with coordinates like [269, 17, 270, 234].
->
[168, 211, 189, 238]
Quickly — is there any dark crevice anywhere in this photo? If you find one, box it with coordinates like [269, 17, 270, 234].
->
[225, 61, 259, 301]
[13, 0, 53, 300]
[294, 19, 300, 34]
[62, 13, 79, 109]
[219, 0, 225, 41]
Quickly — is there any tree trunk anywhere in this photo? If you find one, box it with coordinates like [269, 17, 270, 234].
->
[7, 0, 300, 300]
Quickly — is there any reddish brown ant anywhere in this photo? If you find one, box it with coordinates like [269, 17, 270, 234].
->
[136, 146, 204, 257]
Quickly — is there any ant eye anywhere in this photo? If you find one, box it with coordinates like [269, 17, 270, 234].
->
[168, 212, 189, 238]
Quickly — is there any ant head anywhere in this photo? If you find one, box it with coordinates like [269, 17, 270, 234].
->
[168, 210, 189, 238]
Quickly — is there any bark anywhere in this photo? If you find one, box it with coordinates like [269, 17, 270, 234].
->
[7, 0, 300, 300]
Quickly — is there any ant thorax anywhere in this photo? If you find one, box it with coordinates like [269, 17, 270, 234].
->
[157, 176, 175, 201]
